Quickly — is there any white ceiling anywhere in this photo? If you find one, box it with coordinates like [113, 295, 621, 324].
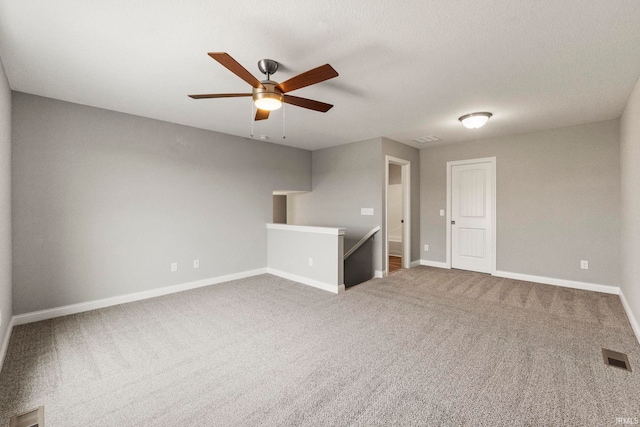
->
[1, 0, 640, 151]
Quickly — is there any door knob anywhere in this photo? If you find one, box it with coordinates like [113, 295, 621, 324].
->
[451, 220, 456, 225]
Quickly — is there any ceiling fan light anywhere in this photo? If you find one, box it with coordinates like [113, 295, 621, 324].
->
[254, 92, 283, 111]
[459, 112, 492, 129]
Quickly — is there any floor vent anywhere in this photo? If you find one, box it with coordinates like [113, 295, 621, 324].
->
[602, 348, 632, 372]
[9, 406, 44, 427]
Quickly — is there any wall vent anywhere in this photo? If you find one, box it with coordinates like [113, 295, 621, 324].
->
[602, 348, 632, 372]
[9, 406, 44, 427]
[412, 135, 441, 143]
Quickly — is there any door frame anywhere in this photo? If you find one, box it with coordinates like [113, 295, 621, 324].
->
[385, 155, 411, 275]
[445, 157, 497, 274]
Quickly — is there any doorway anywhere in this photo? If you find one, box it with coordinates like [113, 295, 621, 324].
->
[385, 156, 410, 275]
[446, 157, 496, 274]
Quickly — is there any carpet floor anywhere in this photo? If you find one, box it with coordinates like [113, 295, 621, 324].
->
[1, 267, 639, 426]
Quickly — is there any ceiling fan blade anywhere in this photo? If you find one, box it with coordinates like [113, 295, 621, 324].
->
[188, 93, 252, 99]
[276, 64, 338, 93]
[283, 95, 333, 112]
[255, 109, 270, 121]
[208, 52, 264, 89]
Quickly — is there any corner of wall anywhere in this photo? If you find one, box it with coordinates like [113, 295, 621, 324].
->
[619, 74, 640, 345]
[0, 55, 14, 371]
[0, 316, 14, 371]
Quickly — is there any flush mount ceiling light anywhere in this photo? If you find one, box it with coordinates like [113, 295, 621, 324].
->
[459, 112, 492, 129]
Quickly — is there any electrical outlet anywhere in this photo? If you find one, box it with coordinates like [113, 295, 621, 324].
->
[171, 262, 178, 272]
[193, 259, 199, 268]
[580, 260, 589, 270]
[424, 244, 429, 251]
[308, 258, 313, 267]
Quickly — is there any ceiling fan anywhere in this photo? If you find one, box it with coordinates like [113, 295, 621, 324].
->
[189, 52, 338, 121]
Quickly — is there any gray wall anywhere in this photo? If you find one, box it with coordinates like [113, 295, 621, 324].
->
[288, 138, 384, 271]
[381, 138, 420, 263]
[289, 137, 421, 274]
[12, 93, 311, 314]
[272, 195, 287, 224]
[267, 225, 344, 291]
[389, 164, 401, 185]
[620, 76, 640, 328]
[421, 120, 620, 286]
[0, 59, 12, 350]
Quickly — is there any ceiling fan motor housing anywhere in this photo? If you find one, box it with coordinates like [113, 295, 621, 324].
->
[253, 80, 283, 110]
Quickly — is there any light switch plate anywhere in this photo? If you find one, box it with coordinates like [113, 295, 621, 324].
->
[361, 208, 374, 215]
[440, 209, 445, 216]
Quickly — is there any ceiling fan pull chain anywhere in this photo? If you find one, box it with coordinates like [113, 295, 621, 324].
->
[282, 103, 286, 139]
[250, 100, 255, 138]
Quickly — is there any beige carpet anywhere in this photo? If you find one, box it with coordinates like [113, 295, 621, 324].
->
[1, 267, 639, 426]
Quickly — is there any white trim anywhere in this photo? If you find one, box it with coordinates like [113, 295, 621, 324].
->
[402, 162, 411, 269]
[446, 163, 451, 268]
[266, 268, 340, 294]
[0, 316, 15, 372]
[410, 260, 422, 268]
[619, 289, 640, 345]
[12, 269, 268, 326]
[375, 270, 385, 278]
[385, 156, 411, 275]
[446, 157, 497, 273]
[420, 259, 450, 269]
[272, 190, 308, 196]
[388, 236, 402, 243]
[494, 270, 619, 295]
[385, 160, 389, 273]
[266, 223, 345, 235]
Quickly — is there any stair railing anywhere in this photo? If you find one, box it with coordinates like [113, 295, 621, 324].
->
[343, 226, 381, 260]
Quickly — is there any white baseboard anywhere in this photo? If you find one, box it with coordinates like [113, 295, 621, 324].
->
[420, 259, 449, 269]
[410, 260, 422, 268]
[417, 262, 621, 295]
[12, 268, 268, 326]
[494, 270, 619, 295]
[619, 289, 640, 346]
[266, 268, 340, 294]
[0, 316, 15, 373]
[375, 270, 384, 279]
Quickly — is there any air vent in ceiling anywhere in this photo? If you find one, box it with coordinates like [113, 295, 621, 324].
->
[412, 135, 441, 143]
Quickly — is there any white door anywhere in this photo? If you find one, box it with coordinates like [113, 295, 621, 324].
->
[451, 162, 493, 273]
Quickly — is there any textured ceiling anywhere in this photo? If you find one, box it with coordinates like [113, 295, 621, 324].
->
[1, 0, 640, 150]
